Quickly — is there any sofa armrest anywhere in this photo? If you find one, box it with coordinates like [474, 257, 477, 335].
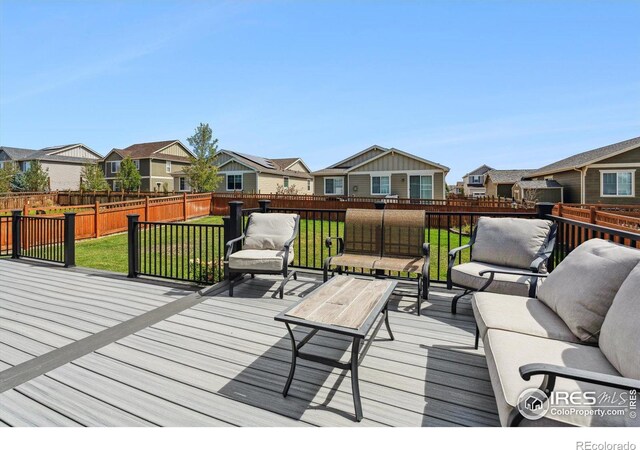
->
[478, 269, 549, 278]
[225, 234, 246, 261]
[447, 244, 471, 289]
[325, 236, 344, 254]
[520, 363, 640, 392]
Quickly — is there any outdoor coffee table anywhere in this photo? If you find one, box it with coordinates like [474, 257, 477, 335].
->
[274, 275, 397, 422]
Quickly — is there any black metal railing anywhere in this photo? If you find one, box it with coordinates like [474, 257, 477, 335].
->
[6, 210, 76, 266]
[127, 214, 225, 284]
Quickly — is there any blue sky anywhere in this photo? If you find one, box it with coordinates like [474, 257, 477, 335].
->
[1, 1, 639, 182]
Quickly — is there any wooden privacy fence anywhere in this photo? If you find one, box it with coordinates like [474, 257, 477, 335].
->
[0, 192, 59, 211]
[211, 193, 531, 216]
[56, 190, 178, 206]
[553, 203, 640, 232]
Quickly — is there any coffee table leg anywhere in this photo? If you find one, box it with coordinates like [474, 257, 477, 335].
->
[283, 323, 298, 397]
[384, 308, 394, 341]
[351, 337, 363, 422]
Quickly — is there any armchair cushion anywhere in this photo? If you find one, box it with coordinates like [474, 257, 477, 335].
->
[471, 218, 552, 270]
[599, 261, 640, 379]
[484, 329, 634, 427]
[228, 249, 294, 271]
[243, 213, 297, 251]
[472, 292, 579, 343]
[450, 261, 533, 297]
[537, 239, 640, 343]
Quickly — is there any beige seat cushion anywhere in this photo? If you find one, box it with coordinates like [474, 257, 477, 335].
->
[327, 253, 378, 270]
[537, 239, 640, 343]
[451, 261, 533, 297]
[228, 249, 294, 271]
[484, 329, 635, 427]
[472, 292, 579, 343]
[373, 256, 424, 273]
[599, 261, 640, 380]
[472, 217, 552, 270]
[244, 213, 297, 251]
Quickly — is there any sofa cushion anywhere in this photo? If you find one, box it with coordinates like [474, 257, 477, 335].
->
[472, 292, 579, 343]
[484, 329, 635, 427]
[471, 217, 552, 270]
[537, 239, 640, 343]
[451, 261, 533, 297]
[244, 213, 297, 251]
[228, 249, 294, 271]
[599, 261, 640, 380]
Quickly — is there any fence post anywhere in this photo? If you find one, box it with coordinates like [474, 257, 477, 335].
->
[258, 199, 271, 213]
[95, 200, 100, 238]
[374, 201, 386, 210]
[145, 196, 150, 221]
[589, 206, 597, 224]
[63, 212, 76, 268]
[183, 192, 188, 221]
[536, 202, 554, 219]
[11, 210, 21, 259]
[127, 214, 140, 278]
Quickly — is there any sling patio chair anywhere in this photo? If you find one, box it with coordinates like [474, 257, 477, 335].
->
[225, 212, 300, 299]
[447, 216, 557, 314]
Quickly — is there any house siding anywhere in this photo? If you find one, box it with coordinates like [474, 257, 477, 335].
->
[157, 142, 191, 158]
[351, 152, 439, 172]
[336, 148, 386, 168]
[219, 161, 254, 172]
[513, 186, 563, 203]
[41, 161, 84, 191]
[597, 147, 640, 165]
[584, 167, 639, 204]
[215, 172, 257, 193]
[286, 161, 308, 173]
[348, 174, 370, 196]
[434, 172, 444, 199]
[390, 174, 406, 197]
[54, 145, 100, 160]
[537, 170, 582, 203]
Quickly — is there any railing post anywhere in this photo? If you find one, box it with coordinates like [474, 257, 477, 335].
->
[536, 202, 554, 219]
[63, 212, 76, 267]
[11, 210, 21, 259]
[229, 201, 243, 238]
[127, 214, 140, 278]
[374, 201, 386, 210]
[222, 216, 231, 279]
[258, 199, 271, 213]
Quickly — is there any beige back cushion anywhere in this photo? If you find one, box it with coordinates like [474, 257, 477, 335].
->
[599, 261, 640, 379]
[538, 239, 640, 343]
[383, 209, 425, 257]
[244, 213, 298, 251]
[471, 217, 552, 269]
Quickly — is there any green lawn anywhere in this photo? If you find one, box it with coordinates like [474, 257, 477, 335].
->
[75, 215, 470, 282]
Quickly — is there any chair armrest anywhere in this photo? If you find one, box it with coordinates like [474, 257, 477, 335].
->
[325, 236, 344, 254]
[422, 242, 430, 257]
[520, 363, 640, 392]
[225, 234, 245, 260]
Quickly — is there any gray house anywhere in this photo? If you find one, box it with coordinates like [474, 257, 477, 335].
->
[312, 145, 449, 199]
[461, 164, 493, 197]
[0, 144, 102, 190]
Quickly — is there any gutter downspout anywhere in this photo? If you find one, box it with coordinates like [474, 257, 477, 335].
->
[572, 167, 585, 204]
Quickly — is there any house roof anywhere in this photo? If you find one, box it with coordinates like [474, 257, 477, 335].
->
[0, 146, 38, 159]
[312, 145, 449, 176]
[514, 179, 563, 189]
[218, 150, 312, 179]
[529, 136, 640, 177]
[0, 144, 99, 164]
[463, 164, 494, 177]
[485, 169, 533, 184]
[109, 140, 194, 163]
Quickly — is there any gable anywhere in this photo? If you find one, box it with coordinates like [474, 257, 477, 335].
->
[214, 152, 236, 166]
[51, 144, 101, 160]
[286, 160, 309, 173]
[330, 146, 387, 168]
[218, 159, 256, 172]
[156, 142, 193, 159]
[351, 151, 442, 172]
[104, 152, 124, 162]
[595, 146, 640, 165]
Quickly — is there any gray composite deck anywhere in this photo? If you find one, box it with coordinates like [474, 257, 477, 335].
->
[0, 259, 499, 426]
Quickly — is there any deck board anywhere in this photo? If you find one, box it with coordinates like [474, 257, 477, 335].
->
[0, 259, 499, 426]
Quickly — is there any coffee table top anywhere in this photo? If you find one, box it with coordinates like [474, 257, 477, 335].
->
[275, 276, 397, 338]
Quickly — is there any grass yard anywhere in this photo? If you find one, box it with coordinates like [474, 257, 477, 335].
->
[75, 215, 470, 282]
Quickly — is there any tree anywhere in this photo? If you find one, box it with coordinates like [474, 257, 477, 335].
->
[116, 157, 142, 192]
[23, 160, 50, 191]
[183, 123, 221, 192]
[0, 162, 19, 192]
[80, 164, 108, 191]
[11, 171, 27, 191]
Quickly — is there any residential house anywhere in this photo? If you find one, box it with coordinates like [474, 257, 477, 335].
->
[461, 165, 493, 197]
[214, 150, 313, 194]
[311, 145, 449, 199]
[0, 144, 102, 190]
[484, 169, 533, 198]
[512, 180, 564, 203]
[526, 136, 640, 204]
[101, 140, 194, 192]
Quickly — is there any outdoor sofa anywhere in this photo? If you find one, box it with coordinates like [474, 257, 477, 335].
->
[472, 238, 640, 426]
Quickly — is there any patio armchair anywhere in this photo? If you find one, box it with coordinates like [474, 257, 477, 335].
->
[225, 212, 300, 299]
[447, 217, 557, 314]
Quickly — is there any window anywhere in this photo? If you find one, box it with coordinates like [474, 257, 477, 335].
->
[110, 161, 120, 173]
[324, 177, 344, 195]
[469, 175, 482, 184]
[0, 161, 4, 169]
[284, 177, 289, 188]
[227, 174, 243, 191]
[409, 175, 433, 199]
[307, 179, 311, 191]
[601, 170, 634, 197]
[134, 160, 140, 170]
[166, 161, 172, 173]
[113, 180, 121, 191]
[23, 161, 31, 171]
[179, 177, 188, 192]
[371, 176, 390, 195]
